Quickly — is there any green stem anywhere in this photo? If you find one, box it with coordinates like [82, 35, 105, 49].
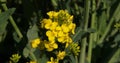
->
[30, 52, 37, 61]
[87, 0, 96, 63]
[108, 48, 120, 63]
[79, 0, 90, 63]
[1, 4, 23, 38]
[51, 0, 58, 9]
[97, 3, 120, 45]
[75, 56, 78, 63]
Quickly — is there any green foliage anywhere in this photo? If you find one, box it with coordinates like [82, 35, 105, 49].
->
[0, 8, 15, 42]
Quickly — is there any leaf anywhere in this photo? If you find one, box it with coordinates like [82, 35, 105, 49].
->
[0, 8, 16, 42]
[13, 32, 22, 43]
[72, 27, 95, 42]
[69, 54, 76, 63]
[23, 47, 30, 58]
[27, 24, 39, 41]
[98, 11, 107, 35]
[114, 34, 120, 42]
[38, 54, 48, 63]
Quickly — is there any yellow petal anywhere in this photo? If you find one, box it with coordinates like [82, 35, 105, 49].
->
[50, 22, 58, 30]
[56, 26, 61, 31]
[47, 11, 58, 18]
[61, 24, 70, 33]
[46, 31, 52, 37]
[53, 43, 58, 49]
[47, 48, 54, 51]
[58, 31, 64, 37]
[58, 37, 65, 43]
[48, 36, 55, 42]
[44, 43, 49, 48]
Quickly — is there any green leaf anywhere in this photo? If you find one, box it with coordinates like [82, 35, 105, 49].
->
[38, 54, 47, 63]
[72, 27, 95, 42]
[98, 11, 107, 35]
[114, 34, 120, 42]
[69, 54, 76, 63]
[13, 32, 22, 43]
[27, 24, 39, 41]
[23, 47, 30, 58]
[0, 8, 16, 42]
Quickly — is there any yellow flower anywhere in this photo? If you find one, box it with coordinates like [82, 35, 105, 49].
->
[50, 22, 58, 30]
[43, 19, 52, 29]
[41, 19, 52, 29]
[65, 36, 72, 43]
[47, 11, 58, 19]
[61, 24, 70, 33]
[31, 38, 41, 48]
[56, 26, 61, 31]
[68, 23, 76, 34]
[44, 41, 58, 51]
[47, 57, 58, 63]
[57, 31, 64, 37]
[46, 31, 55, 42]
[57, 51, 66, 60]
[29, 61, 37, 63]
[52, 30, 58, 37]
[65, 37, 72, 48]
[57, 37, 65, 43]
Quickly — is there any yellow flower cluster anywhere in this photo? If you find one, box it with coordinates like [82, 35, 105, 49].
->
[57, 51, 66, 60]
[31, 38, 41, 48]
[41, 10, 76, 51]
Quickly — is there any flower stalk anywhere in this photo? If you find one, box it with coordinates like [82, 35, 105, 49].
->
[79, 0, 90, 63]
[1, 4, 23, 38]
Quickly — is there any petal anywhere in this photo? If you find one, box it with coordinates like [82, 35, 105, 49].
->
[53, 43, 58, 49]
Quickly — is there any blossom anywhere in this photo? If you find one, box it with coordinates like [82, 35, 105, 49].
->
[44, 19, 52, 29]
[44, 41, 58, 51]
[40, 10, 77, 53]
[41, 19, 52, 29]
[57, 31, 64, 37]
[47, 57, 58, 63]
[50, 22, 58, 30]
[31, 38, 40, 48]
[47, 11, 58, 19]
[61, 24, 70, 33]
[46, 30, 55, 42]
[68, 23, 76, 34]
[57, 51, 66, 60]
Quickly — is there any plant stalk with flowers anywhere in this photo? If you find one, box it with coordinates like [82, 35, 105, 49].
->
[30, 10, 80, 63]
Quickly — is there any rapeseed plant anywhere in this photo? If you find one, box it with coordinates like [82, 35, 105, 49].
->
[30, 10, 80, 63]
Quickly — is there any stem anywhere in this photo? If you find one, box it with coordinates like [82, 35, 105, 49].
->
[79, 0, 90, 63]
[75, 56, 78, 63]
[108, 48, 120, 63]
[29, 52, 37, 61]
[97, 3, 120, 45]
[87, 0, 96, 63]
[1, 4, 23, 38]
